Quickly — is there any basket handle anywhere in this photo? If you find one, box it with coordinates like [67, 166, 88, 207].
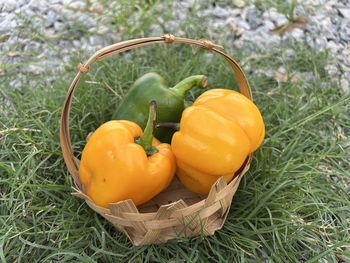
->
[60, 34, 253, 189]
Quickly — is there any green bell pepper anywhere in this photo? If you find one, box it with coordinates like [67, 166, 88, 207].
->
[113, 72, 207, 142]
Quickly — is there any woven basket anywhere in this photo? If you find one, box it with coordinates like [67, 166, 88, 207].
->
[60, 34, 254, 246]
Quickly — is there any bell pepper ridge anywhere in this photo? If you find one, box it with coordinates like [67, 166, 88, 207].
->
[171, 89, 265, 194]
[79, 112, 176, 207]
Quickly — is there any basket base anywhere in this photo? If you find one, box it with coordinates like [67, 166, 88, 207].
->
[139, 177, 206, 213]
[71, 157, 250, 246]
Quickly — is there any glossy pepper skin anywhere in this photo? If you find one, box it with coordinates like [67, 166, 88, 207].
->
[80, 103, 176, 208]
[171, 89, 265, 194]
[112, 72, 207, 143]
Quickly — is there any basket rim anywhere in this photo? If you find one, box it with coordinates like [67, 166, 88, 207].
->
[59, 34, 254, 217]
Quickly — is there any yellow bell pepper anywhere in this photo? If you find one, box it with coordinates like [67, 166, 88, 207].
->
[79, 101, 176, 208]
[171, 89, 265, 194]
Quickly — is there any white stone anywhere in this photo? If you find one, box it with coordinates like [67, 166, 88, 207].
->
[42, 59, 60, 68]
[340, 78, 349, 93]
[164, 21, 179, 31]
[263, 20, 275, 30]
[56, 7, 74, 17]
[45, 10, 57, 27]
[342, 67, 350, 75]
[72, 40, 81, 47]
[44, 28, 56, 38]
[236, 20, 250, 30]
[9, 79, 22, 89]
[325, 64, 340, 78]
[174, 0, 194, 9]
[229, 9, 241, 17]
[150, 24, 162, 35]
[89, 36, 103, 46]
[340, 27, 350, 42]
[68, 1, 85, 9]
[0, 13, 16, 33]
[296, 5, 306, 16]
[212, 20, 226, 29]
[274, 16, 288, 26]
[30, 0, 49, 12]
[211, 7, 232, 17]
[299, 72, 314, 81]
[263, 9, 288, 26]
[285, 48, 295, 57]
[326, 41, 340, 53]
[23, 42, 41, 52]
[20, 7, 35, 16]
[97, 25, 109, 34]
[320, 17, 332, 28]
[61, 0, 74, 5]
[313, 37, 327, 50]
[277, 66, 286, 74]
[75, 14, 95, 27]
[3, 0, 17, 12]
[246, 9, 262, 30]
[54, 21, 65, 31]
[89, 2, 103, 13]
[338, 8, 350, 19]
[233, 0, 245, 8]
[42, 48, 56, 57]
[31, 17, 44, 30]
[16, 0, 27, 8]
[290, 28, 304, 39]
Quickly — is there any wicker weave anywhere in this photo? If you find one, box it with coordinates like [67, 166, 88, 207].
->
[60, 34, 254, 246]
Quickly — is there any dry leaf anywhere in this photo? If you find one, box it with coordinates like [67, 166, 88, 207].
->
[229, 21, 243, 37]
[271, 16, 307, 36]
[86, 132, 94, 142]
[7, 51, 22, 57]
[273, 71, 300, 83]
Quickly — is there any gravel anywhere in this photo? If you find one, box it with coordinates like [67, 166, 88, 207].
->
[193, 0, 350, 89]
[0, 0, 349, 90]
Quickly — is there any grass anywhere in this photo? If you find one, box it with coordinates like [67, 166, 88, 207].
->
[1, 1, 350, 262]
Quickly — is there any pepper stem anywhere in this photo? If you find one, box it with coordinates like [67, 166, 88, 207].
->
[156, 122, 180, 131]
[170, 75, 208, 97]
[138, 100, 158, 155]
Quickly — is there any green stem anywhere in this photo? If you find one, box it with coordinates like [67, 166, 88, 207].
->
[170, 75, 208, 97]
[156, 122, 180, 131]
[138, 100, 158, 155]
